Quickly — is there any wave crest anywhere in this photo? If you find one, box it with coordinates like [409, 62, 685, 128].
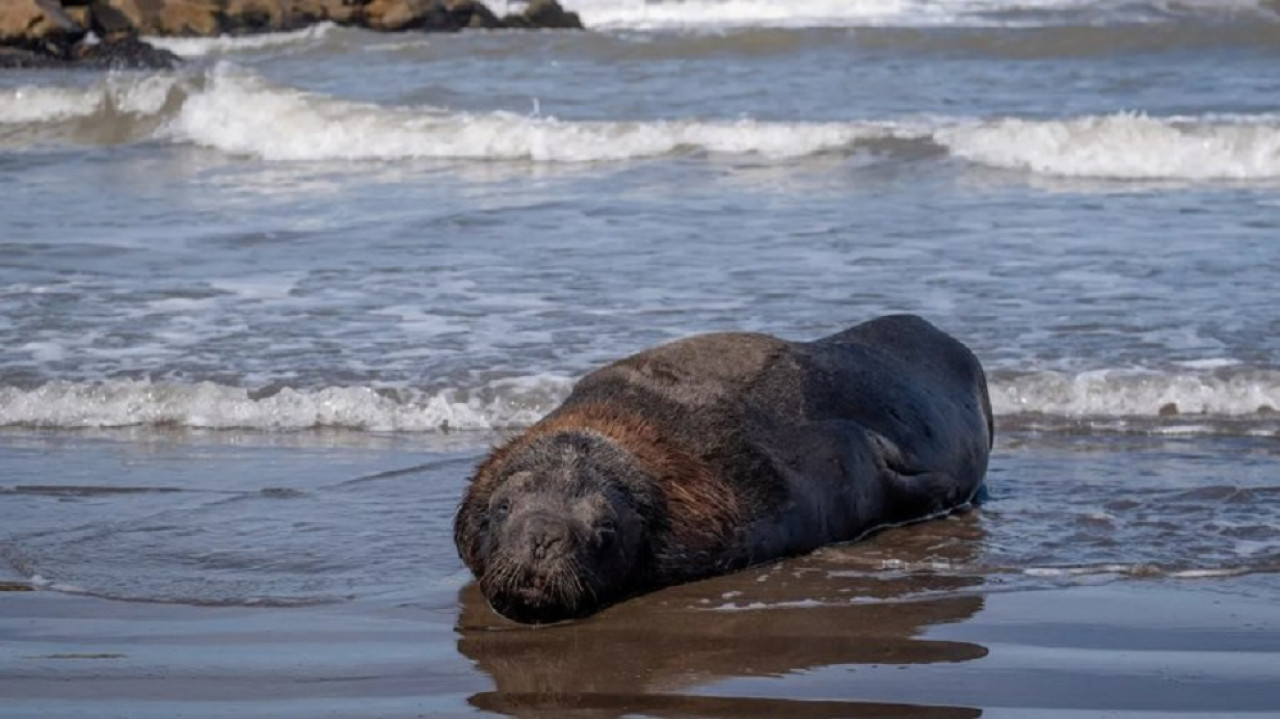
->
[991, 367, 1280, 418]
[144, 23, 337, 58]
[161, 67, 889, 161]
[566, 0, 1280, 29]
[2, 368, 1278, 435]
[0, 377, 573, 432]
[0, 74, 181, 126]
[5, 68, 1280, 178]
[939, 112, 1280, 180]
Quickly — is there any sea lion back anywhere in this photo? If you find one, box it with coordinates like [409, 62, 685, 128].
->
[565, 331, 788, 411]
[810, 314, 993, 453]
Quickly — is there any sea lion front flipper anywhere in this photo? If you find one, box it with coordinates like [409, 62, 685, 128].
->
[864, 429, 969, 520]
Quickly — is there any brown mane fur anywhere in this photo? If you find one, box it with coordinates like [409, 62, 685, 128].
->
[460, 403, 745, 573]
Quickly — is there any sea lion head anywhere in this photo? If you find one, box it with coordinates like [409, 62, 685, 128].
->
[455, 431, 656, 624]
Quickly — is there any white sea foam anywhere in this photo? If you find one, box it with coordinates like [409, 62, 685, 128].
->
[164, 67, 892, 161]
[708, 598, 827, 611]
[990, 368, 1280, 418]
[144, 23, 336, 58]
[165, 71, 1280, 177]
[19, 342, 67, 363]
[0, 377, 574, 432]
[1023, 564, 1255, 579]
[1176, 358, 1242, 370]
[568, 0, 916, 29]
[939, 112, 1280, 180]
[8, 67, 1280, 179]
[1, 368, 1278, 432]
[0, 74, 181, 125]
[0, 86, 100, 124]
[563, 0, 1279, 29]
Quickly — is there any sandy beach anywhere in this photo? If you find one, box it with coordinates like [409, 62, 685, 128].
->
[6, 580, 1279, 718]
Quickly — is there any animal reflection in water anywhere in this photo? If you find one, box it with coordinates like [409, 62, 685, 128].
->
[457, 515, 989, 719]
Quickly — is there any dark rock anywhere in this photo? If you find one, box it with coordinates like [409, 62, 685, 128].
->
[88, 0, 136, 40]
[0, 45, 64, 68]
[446, 0, 502, 29]
[222, 0, 298, 33]
[518, 0, 581, 29]
[500, 11, 532, 28]
[75, 35, 181, 69]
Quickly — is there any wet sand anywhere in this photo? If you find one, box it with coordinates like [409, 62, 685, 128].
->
[3, 575, 1277, 717]
[2, 429, 1278, 718]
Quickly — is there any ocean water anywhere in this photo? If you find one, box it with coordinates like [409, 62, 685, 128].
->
[2, 0, 1279, 715]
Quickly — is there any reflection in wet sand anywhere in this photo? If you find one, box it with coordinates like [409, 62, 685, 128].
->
[457, 513, 988, 718]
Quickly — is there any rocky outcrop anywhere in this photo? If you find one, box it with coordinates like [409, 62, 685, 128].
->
[76, 35, 182, 69]
[349, 0, 572, 32]
[1, 0, 583, 69]
[88, 0, 220, 37]
[0, 35, 180, 69]
[0, 0, 87, 56]
[502, 0, 581, 29]
[0, 46, 60, 68]
[86, 0, 368, 36]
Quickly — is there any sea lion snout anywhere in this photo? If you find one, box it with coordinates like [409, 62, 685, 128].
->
[511, 511, 575, 562]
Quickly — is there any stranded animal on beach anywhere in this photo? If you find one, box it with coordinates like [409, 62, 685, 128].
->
[453, 314, 993, 623]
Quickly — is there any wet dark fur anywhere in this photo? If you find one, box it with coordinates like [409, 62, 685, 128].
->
[454, 314, 993, 623]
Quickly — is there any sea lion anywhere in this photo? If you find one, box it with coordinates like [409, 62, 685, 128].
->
[453, 314, 993, 624]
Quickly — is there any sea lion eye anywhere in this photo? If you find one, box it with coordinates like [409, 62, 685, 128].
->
[597, 518, 617, 549]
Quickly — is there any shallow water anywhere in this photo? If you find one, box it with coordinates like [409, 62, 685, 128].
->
[2, 0, 1279, 715]
[3, 428, 1277, 606]
[2, 429, 1278, 716]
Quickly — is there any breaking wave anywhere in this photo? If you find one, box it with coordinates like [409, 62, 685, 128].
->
[990, 367, 1280, 418]
[5, 68, 1279, 179]
[144, 22, 337, 58]
[2, 368, 1278, 435]
[162, 68, 892, 161]
[938, 112, 1280, 180]
[0, 377, 573, 432]
[562, 0, 1280, 29]
[0, 74, 180, 125]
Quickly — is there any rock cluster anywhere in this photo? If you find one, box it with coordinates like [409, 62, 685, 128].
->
[0, 0, 582, 69]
